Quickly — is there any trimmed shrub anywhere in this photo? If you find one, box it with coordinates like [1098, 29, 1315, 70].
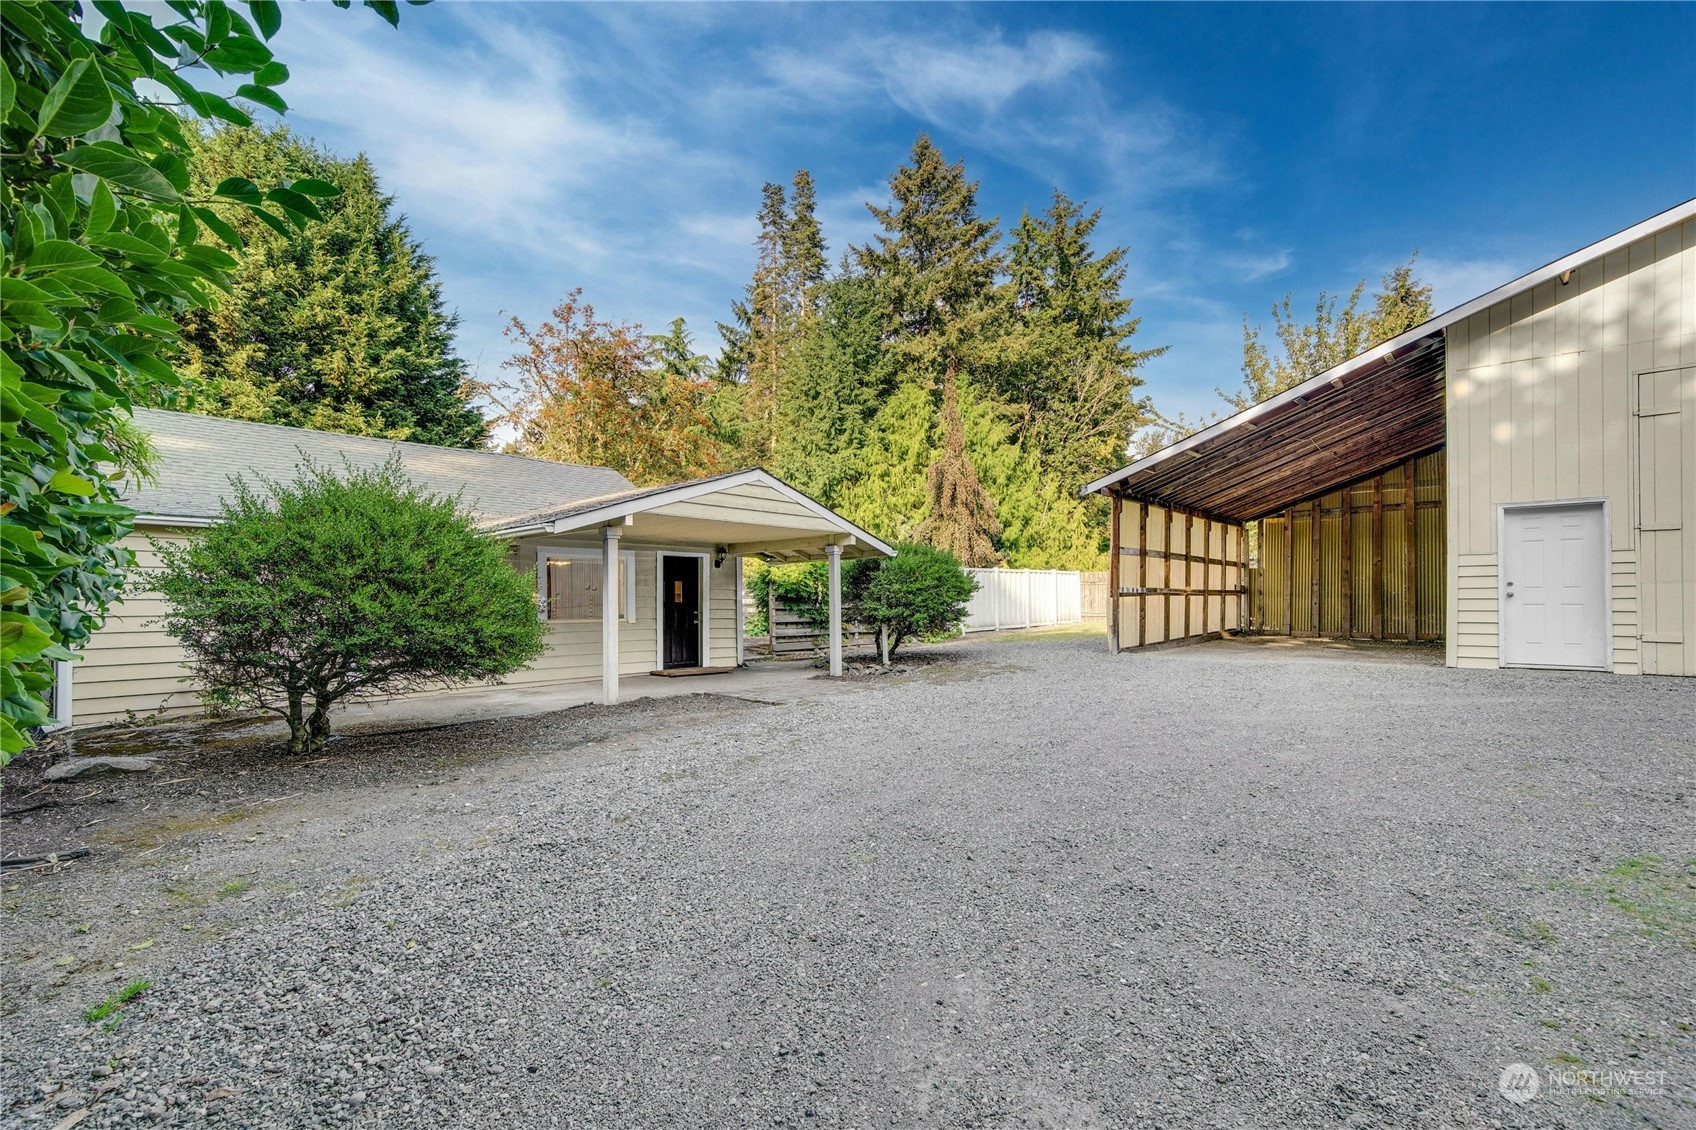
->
[845, 542, 977, 659]
[154, 459, 546, 753]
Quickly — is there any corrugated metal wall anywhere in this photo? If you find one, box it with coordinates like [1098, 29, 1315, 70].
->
[1250, 449, 1446, 640]
[1109, 501, 1248, 650]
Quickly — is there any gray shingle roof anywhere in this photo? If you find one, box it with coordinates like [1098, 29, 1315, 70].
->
[125, 409, 635, 525]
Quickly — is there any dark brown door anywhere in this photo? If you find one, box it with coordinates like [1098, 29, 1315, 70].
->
[662, 556, 701, 669]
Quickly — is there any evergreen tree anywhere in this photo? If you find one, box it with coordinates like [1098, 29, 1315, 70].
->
[784, 170, 829, 317]
[1001, 190, 1163, 484]
[1225, 253, 1434, 411]
[775, 273, 889, 505]
[176, 124, 486, 447]
[853, 134, 1003, 380]
[914, 363, 1003, 566]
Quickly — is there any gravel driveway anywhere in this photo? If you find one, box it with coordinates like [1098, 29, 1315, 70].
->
[2, 634, 1692, 1129]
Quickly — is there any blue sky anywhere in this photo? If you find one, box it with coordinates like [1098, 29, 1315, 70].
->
[254, 1, 1695, 423]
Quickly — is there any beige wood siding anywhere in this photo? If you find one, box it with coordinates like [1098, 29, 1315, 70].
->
[1109, 501, 1246, 649]
[71, 532, 746, 727]
[1444, 216, 1696, 672]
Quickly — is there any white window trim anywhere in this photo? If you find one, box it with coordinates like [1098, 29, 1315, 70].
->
[655, 551, 711, 670]
[538, 546, 636, 624]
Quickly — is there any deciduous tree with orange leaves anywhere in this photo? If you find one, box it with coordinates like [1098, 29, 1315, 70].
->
[498, 292, 728, 486]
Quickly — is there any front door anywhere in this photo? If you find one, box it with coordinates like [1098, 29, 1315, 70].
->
[662, 556, 701, 669]
[1501, 502, 1608, 670]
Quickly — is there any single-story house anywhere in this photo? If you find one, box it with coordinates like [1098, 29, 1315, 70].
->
[1084, 198, 1695, 676]
[53, 408, 892, 727]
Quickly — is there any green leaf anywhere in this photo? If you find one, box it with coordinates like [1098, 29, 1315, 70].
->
[1, 278, 61, 303]
[90, 232, 169, 265]
[24, 240, 102, 272]
[206, 1, 232, 45]
[85, 179, 117, 236]
[34, 58, 115, 138]
[176, 204, 199, 249]
[56, 145, 181, 199]
[365, 0, 401, 28]
[247, 206, 295, 239]
[247, 0, 282, 39]
[151, 152, 192, 193]
[214, 177, 263, 204]
[234, 83, 287, 114]
[198, 92, 252, 128]
[287, 178, 340, 198]
[204, 35, 274, 73]
[191, 206, 244, 252]
[182, 244, 238, 271]
[252, 61, 290, 86]
[48, 470, 97, 497]
[1, 65, 16, 121]
[265, 187, 323, 222]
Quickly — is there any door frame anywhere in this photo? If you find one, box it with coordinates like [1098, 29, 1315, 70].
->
[1496, 497, 1612, 672]
[655, 550, 710, 670]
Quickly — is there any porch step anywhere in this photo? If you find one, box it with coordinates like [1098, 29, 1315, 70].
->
[648, 666, 739, 678]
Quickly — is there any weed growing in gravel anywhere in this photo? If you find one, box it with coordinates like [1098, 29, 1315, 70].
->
[1530, 974, 1556, 993]
[83, 978, 152, 1024]
[1554, 854, 1696, 948]
[216, 879, 251, 898]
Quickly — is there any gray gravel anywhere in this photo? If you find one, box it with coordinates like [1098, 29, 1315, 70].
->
[3, 634, 1693, 1129]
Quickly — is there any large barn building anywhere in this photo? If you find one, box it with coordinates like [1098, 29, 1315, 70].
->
[1084, 199, 1695, 676]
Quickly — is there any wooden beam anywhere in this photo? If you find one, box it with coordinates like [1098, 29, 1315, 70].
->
[1371, 473, 1384, 639]
[1108, 494, 1122, 653]
[1309, 499, 1321, 637]
[1162, 508, 1172, 645]
[1183, 511, 1193, 640]
[1341, 487, 1353, 639]
[1283, 508, 1293, 636]
[1137, 501, 1148, 648]
[1405, 456, 1417, 642]
[1202, 516, 1212, 635]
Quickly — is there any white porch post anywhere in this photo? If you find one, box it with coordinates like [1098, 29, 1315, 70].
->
[825, 543, 843, 677]
[601, 524, 621, 705]
[735, 555, 745, 666]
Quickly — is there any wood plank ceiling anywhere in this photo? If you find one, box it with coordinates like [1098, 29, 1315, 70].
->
[1110, 334, 1447, 522]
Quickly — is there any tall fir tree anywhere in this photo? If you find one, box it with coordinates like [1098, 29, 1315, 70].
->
[853, 134, 1003, 382]
[176, 125, 486, 447]
[1001, 190, 1164, 486]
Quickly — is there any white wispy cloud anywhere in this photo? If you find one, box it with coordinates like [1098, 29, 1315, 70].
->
[1417, 255, 1523, 312]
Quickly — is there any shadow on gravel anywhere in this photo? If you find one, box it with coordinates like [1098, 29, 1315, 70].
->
[2, 693, 766, 864]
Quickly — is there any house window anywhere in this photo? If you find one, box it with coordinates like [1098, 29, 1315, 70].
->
[540, 549, 635, 623]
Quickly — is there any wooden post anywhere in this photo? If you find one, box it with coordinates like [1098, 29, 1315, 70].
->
[1341, 490, 1353, 640]
[1236, 524, 1247, 631]
[1283, 508, 1294, 636]
[1308, 499, 1321, 638]
[1202, 516, 1212, 635]
[1137, 501, 1148, 648]
[1162, 508, 1172, 644]
[1371, 474, 1384, 639]
[1183, 512, 1193, 640]
[1404, 457, 1418, 642]
[1107, 494, 1122, 653]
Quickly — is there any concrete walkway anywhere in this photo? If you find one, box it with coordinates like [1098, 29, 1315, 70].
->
[60, 659, 846, 757]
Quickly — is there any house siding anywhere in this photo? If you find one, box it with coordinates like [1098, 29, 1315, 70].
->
[1444, 215, 1696, 672]
[70, 529, 746, 727]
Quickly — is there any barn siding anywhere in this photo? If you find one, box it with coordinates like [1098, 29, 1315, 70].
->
[1109, 502, 1246, 650]
[1249, 450, 1445, 640]
[1445, 216, 1696, 672]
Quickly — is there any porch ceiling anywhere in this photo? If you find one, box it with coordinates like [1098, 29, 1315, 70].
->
[1094, 334, 1447, 521]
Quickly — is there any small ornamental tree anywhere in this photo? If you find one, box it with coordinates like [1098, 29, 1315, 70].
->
[153, 459, 546, 753]
[845, 542, 977, 660]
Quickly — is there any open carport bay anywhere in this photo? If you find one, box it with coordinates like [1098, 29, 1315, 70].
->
[1, 635, 1691, 1128]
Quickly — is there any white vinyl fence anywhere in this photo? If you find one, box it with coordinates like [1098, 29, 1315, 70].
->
[962, 568, 1083, 633]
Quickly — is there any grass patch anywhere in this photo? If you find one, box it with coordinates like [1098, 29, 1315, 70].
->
[96, 803, 271, 852]
[1556, 854, 1696, 948]
[83, 978, 152, 1024]
[216, 878, 251, 899]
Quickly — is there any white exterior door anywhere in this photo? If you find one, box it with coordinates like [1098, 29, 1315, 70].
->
[1501, 503, 1608, 670]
